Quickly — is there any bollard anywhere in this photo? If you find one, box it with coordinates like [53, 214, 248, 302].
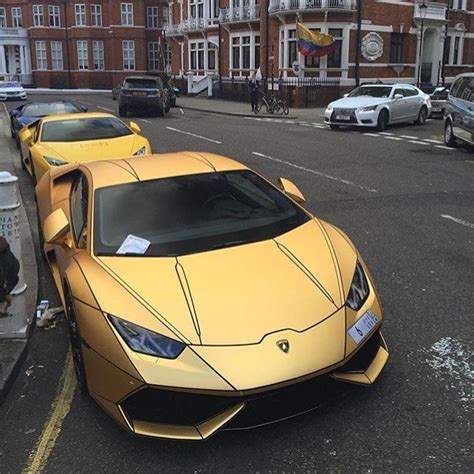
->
[0, 171, 28, 338]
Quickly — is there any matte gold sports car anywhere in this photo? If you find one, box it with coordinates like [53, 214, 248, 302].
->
[18, 112, 151, 183]
[36, 153, 389, 440]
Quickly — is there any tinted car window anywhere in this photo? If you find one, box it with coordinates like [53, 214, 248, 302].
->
[23, 103, 80, 117]
[458, 78, 474, 103]
[94, 170, 310, 257]
[70, 174, 89, 248]
[404, 87, 419, 97]
[42, 117, 132, 142]
[123, 78, 162, 89]
[393, 89, 405, 97]
[348, 86, 393, 98]
[450, 78, 463, 98]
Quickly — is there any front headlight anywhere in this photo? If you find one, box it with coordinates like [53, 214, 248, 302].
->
[133, 146, 147, 156]
[345, 261, 370, 311]
[326, 105, 334, 112]
[109, 315, 185, 359]
[44, 156, 68, 167]
[360, 105, 377, 112]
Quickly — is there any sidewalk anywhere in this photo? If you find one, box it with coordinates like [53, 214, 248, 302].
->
[177, 96, 326, 121]
[0, 105, 38, 404]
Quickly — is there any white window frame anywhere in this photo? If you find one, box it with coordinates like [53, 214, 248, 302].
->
[77, 40, 89, 70]
[91, 4, 102, 27]
[147, 6, 159, 29]
[92, 40, 105, 70]
[75, 4, 86, 26]
[229, 33, 260, 76]
[12, 7, 22, 28]
[33, 5, 44, 27]
[0, 7, 6, 28]
[189, 40, 215, 73]
[121, 3, 134, 26]
[35, 41, 47, 70]
[449, 0, 467, 10]
[122, 40, 135, 70]
[148, 42, 160, 70]
[48, 5, 61, 28]
[51, 41, 64, 70]
[447, 32, 465, 65]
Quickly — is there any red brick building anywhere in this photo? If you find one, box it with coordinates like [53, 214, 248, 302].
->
[0, 0, 168, 88]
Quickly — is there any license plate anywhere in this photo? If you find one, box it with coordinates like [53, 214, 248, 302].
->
[133, 91, 146, 96]
[432, 108, 441, 112]
[348, 310, 379, 344]
[336, 115, 351, 121]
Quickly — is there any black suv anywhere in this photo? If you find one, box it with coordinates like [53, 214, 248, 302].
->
[118, 76, 169, 117]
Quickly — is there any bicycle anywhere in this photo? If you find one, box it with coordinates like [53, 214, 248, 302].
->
[254, 93, 289, 116]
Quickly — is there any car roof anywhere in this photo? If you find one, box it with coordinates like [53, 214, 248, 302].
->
[40, 111, 114, 123]
[78, 153, 249, 190]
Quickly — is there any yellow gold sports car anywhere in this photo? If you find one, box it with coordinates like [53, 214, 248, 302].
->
[36, 153, 389, 440]
[18, 112, 151, 183]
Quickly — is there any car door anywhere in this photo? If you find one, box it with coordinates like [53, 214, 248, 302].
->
[20, 119, 41, 174]
[451, 77, 474, 145]
[390, 88, 407, 122]
[403, 86, 423, 119]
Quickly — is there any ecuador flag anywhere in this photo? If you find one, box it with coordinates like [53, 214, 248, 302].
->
[297, 22, 337, 58]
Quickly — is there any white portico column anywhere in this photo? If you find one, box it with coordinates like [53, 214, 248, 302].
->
[0, 45, 6, 75]
[19, 45, 26, 78]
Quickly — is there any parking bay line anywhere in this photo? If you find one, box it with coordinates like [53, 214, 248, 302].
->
[97, 105, 114, 112]
[440, 214, 474, 230]
[384, 136, 404, 141]
[435, 145, 455, 151]
[408, 140, 430, 146]
[363, 133, 381, 137]
[139, 119, 152, 124]
[400, 135, 419, 140]
[424, 138, 444, 144]
[252, 152, 377, 193]
[166, 126, 222, 144]
[23, 351, 76, 473]
[379, 132, 394, 136]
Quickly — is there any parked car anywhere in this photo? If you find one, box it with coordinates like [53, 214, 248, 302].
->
[18, 112, 151, 183]
[0, 81, 26, 101]
[35, 151, 388, 440]
[118, 76, 169, 117]
[444, 73, 474, 148]
[325, 83, 431, 131]
[10, 101, 87, 145]
[430, 86, 450, 118]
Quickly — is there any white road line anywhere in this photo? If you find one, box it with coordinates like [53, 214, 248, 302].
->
[97, 105, 114, 112]
[379, 132, 394, 136]
[435, 145, 455, 151]
[424, 138, 443, 144]
[139, 119, 152, 124]
[385, 136, 404, 141]
[311, 122, 324, 126]
[440, 214, 474, 230]
[300, 123, 313, 127]
[401, 135, 419, 139]
[313, 125, 325, 129]
[408, 140, 430, 145]
[180, 108, 184, 114]
[363, 133, 381, 137]
[252, 151, 377, 193]
[166, 126, 222, 144]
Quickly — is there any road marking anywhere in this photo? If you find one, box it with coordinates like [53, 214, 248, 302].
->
[435, 145, 455, 151]
[440, 214, 474, 229]
[139, 119, 152, 124]
[401, 135, 419, 139]
[97, 105, 114, 112]
[252, 151, 377, 193]
[363, 133, 380, 137]
[166, 126, 222, 144]
[385, 136, 403, 141]
[379, 132, 394, 136]
[23, 351, 76, 473]
[424, 138, 443, 144]
[408, 140, 430, 145]
[180, 108, 184, 114]
[313, 125, 325, 129]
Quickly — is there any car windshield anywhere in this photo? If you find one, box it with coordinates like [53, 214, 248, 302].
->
[42, 117, 132, 142]
[23, 103, 79, 117]
[0, 82, 21, 89]
[348, 86, 393, 98]
[124, 79, 160, 89]
[94, 170, 310, 257]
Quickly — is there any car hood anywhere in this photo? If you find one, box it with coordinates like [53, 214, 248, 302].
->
[39, 134, 142, 162]
[329, 96, 390, 109]
[0, 86, 24, 93]
[17, 115, 36, 126]
[97, 219, 357, 346]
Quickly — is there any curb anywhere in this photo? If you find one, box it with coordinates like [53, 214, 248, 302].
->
[179, 104, 299, 120]
[0, 103, 39, 405]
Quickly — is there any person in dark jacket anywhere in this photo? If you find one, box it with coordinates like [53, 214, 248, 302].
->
[0, 236, 20, 317]
[249, 72, 260, 112]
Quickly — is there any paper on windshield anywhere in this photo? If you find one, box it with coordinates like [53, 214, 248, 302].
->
[116, 234, 151, 255]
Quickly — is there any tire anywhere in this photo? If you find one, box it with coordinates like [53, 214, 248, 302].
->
[444, 120, 457, 148]
[118, 105, 127, 117]
[415, 106, 427, 125]
[157, 106, 165, 118]
[65, 290, 89, 393]
[329, 124, 340, 130]
[376, 109, 389, 132]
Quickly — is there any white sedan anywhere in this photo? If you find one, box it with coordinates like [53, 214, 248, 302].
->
[325, 84, 431, 131]
[0, 81, 27, 101]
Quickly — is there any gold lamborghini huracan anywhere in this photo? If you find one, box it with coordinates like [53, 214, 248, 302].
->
[36, 152, 389, 440]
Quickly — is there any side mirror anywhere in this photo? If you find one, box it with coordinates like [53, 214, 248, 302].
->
[80, 105, 88, 112]
[343, 93, 349, 98]
[43, 208, 70, 244]
[394, 93, 404, 100]
[129, 121, 141, 134]
[277, 178, 306, 204]
[19, 128, 33, 145]
[11, 107, 20, 117]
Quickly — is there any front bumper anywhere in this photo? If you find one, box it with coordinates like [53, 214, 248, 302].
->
[120, 95, 163, 109]
[324, 108, 379, 127]
[0, 92, 27, 101]
[87, 328, 389, 440]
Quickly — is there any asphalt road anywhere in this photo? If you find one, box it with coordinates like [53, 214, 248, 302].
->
[1, 94, 473, 473]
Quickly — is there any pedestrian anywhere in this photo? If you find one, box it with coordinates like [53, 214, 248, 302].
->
[0, 236, 20, 318]
[249, 71, 260, 112]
